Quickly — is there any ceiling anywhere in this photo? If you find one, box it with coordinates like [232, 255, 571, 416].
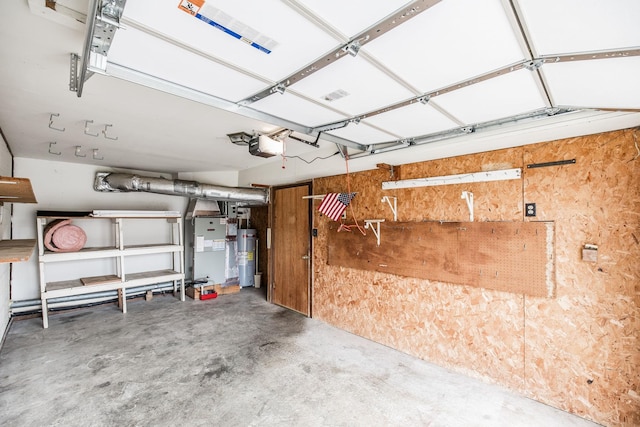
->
[1, 0, 639, 181]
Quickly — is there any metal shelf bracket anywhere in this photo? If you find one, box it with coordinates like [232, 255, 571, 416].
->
[364, 219, 385, 246]
[461, 191, 474, 222]
[381, 196, 397, 221]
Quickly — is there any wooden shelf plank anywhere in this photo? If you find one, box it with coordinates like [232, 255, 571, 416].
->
[40, 244, 183, 262]
[0, 239, 36, 263]
[36, 210, 181, 219]
[44, 270, 183, 298]
[81, 275, 122, 286]
[0, 176, 37, 203]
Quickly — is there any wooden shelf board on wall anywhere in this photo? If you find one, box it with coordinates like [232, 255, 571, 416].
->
[0, 239, 37, 263]
[0, 176, 37, 204]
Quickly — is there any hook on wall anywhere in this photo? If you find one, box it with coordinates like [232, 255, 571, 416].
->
[48, 142, 61, 155]
[92, 149, 104, 160]
[84, 120, 99, 137]
[48, 113, 65, 132]
[103, 124, 118, 140]
[74, 146, 87, 157]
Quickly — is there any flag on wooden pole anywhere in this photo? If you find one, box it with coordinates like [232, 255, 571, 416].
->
[318, 193, 356, 221]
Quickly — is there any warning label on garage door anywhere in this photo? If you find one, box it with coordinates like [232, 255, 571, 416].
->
[177, 0, 277, 54]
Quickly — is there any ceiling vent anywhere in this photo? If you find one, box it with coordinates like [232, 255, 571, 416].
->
[322, 89, 350, 102]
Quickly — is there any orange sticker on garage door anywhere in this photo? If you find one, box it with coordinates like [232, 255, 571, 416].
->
[178, 0, 204, 16]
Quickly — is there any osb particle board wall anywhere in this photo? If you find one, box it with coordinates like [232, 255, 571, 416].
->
[312, 128, 640, 427]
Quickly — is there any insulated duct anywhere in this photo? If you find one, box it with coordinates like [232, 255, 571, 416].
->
[94, 172, 268, 205]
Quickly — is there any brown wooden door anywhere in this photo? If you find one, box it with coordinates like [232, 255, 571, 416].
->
[271, 183, 311, 316]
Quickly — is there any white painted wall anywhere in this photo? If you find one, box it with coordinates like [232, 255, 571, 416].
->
[178, 171, 239, 187]
[0, 134, 13, 338]
[11, 158, 189, 301]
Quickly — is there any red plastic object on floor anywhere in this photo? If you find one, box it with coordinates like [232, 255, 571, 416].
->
[200, 292, 218, 300]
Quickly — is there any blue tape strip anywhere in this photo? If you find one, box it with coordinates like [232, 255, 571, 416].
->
[195, 13, 271, 54]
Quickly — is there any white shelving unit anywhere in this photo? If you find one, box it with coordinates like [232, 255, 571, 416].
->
[37, 211, 185, 328]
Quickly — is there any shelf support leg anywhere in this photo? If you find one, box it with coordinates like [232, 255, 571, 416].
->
[41, 298, 49, 329]
[118, 288, 127, 313]
[177, 218, 185, 301]
[39, 257, 48, 328]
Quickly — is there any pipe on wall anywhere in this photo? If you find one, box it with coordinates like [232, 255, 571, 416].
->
[94, 172, 269, 205]
[11, 282, 176, 314]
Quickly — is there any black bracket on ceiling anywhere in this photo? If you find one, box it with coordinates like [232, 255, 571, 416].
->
[287, 132, 321, 148]
[526, 159, 576, 169]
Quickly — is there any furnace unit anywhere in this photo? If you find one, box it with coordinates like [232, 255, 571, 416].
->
[186, 217, 227, 284]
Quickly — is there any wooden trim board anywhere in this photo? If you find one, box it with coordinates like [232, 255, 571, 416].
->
[0, 176, 37, 203]
[0, 239, 37, 263]
[327, 221, 555, 297]
[81, 275, 122, 286]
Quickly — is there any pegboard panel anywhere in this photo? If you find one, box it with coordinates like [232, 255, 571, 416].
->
[327, 221, 555, 297]
[457, 222, 554, 296]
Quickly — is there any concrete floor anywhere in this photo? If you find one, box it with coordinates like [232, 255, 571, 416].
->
[0, 289, 599, 427]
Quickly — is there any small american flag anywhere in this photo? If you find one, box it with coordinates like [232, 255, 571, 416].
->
[318, 192, 356, 221]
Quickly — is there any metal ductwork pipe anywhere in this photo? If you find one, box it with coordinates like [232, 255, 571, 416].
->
[94, 172, 268, 205]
